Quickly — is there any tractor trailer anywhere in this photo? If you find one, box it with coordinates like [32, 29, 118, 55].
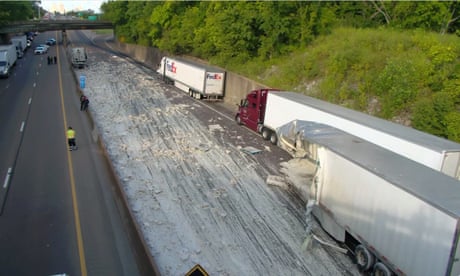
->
[235, 89, 460, 180]
[10, 35, 27, 58]
[157, 56, 225, 100]
[277, 120, 460, 275]
[0, 44, 17, 78]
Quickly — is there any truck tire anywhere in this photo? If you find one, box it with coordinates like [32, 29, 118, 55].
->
[189, 89, 193, 97]
[373, 262, 392, 276]
[355, 244, 375, 271]
[262, 128, 271, 140]
[270, 132, 278, 145]
[235, 115, 242, 125]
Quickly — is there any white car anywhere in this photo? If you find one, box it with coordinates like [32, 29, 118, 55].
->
[34, 46, 47, 55]
[38, 44, 50, 50]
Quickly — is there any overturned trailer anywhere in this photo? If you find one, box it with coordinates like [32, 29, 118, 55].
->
[277, 120, 460, 276]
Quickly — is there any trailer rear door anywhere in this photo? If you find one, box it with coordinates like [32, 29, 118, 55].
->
[442, 151, 460, 180]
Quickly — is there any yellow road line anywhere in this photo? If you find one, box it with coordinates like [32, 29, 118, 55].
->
[56, 35, 88, 276]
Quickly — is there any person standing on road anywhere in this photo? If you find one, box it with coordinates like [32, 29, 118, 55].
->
[80, 95, 89, 111]
[54, 56, 57, 64]
[67, 126, 77, 151]
[83, 97, 89, 111]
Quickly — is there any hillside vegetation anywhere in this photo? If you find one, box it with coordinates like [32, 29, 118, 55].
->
[100, 1, 460, 142]
[239, 28, 460, 142]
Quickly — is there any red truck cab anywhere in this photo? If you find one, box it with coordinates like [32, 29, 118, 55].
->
[235, 88, 281, 142]
[236, 89, 268, 132]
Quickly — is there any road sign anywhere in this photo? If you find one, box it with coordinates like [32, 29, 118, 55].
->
[185, 264, 208, 276]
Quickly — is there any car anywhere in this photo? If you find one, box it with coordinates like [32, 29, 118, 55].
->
[46, 38, 56, 45]
[34, 46, 47, 55]
[38, 44, 50, 50]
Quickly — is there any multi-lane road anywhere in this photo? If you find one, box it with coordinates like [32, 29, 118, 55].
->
[0, 32, 143, 276]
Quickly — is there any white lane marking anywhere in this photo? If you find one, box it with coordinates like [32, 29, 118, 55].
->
[33, 83, 36, 87]
[3, 168, 12, 189]
[28, 98, 32, 105]
[20, 121, 25, 132]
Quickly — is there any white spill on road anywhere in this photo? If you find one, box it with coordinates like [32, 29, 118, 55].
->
[80, 50, 359, 275]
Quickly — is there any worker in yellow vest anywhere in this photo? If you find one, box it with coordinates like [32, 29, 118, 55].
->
[67, 126, 77, 151]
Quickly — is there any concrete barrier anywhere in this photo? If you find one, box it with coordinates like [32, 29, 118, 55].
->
[108, 40, 268, 107]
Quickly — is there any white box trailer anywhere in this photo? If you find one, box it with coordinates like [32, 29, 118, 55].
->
[10, 35, 27, 58]
[278, 120, 460, 275]
[71, 47, 87, 68]
[157, 56, 225, 100]
[0, 44, 17, 78]
[263, 91, 460, 180]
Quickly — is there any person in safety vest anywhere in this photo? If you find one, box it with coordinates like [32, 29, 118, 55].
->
[67, 126, 77, 151]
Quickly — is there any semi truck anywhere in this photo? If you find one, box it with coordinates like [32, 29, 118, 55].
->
[276, 120, 460, 276]
[71, 47, 87, 68]
[10, 35, 28, 58]
[0, 44, 17, 78]
[157, 56, 226, 100]
[235, 89, 460, 180]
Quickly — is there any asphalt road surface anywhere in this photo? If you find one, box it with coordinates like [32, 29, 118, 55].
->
[84, 30, 360, 275]
[0, 32, 142, 276]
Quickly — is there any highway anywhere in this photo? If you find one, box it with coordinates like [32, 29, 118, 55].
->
[0, 32, 143, 276]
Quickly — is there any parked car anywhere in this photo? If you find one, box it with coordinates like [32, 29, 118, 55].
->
[34, 46, 47, 55]
[45, 38, 56, 45]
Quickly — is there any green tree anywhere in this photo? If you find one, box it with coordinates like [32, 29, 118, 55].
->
[391, 1, 458, 33]
[0, 1, 34, 24]
[375, 57, 428, 118]
[444, 112, 460, 142]
[125, 1, 156, 46]
[101, 1, 129, 41]
[197, 2, 261, 64]
[413, 92, 456, 138]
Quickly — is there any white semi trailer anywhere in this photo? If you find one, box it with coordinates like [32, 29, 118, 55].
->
[157, 56, 225, 100]
[71, 47, 87, 69]
[277, 120, 460, 275]
[0, 44, 17, 78]
[236, 90, 460, 179]
[10, 35, 28, 58]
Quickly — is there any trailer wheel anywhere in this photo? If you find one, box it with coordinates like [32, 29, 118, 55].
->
[373, 262, 392, 276]
[262, 128, 271, 140]
[355, 245, 375, 271]
[270, 132, 278, 145]
[189, 89, 193, 97]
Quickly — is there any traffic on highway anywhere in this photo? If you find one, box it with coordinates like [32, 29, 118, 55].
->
[0, 31, 147, 276]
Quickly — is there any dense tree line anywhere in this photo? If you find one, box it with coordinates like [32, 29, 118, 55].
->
[100, 1, 460, 142]
[101, 1, 459, 61]
[0, 1, 36, 24]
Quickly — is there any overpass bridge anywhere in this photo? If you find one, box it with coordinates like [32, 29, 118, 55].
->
[0, 20, 113, 42]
